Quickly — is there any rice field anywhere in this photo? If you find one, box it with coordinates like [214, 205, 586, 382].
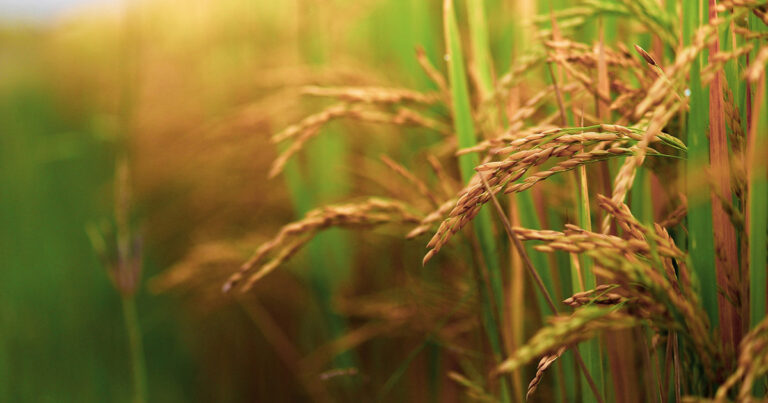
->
[2, 0, 768, 401]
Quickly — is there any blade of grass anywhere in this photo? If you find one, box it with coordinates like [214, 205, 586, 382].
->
[442, 2, 509, 401]
[576, 132, 606, 403]
[747, 16, 768, 398]
[747, 37, 767, 331]
[543, 180, 578, 401]
[122, 297, 146, 403]
[377, 6, 449, 396]
[293, 0, 356, 371]
[466, 0, 494, 98]
[747, 68, 768, 397]
[683, 0, 719, 334]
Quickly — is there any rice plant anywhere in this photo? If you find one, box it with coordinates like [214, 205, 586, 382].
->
[216, 0, 768, 401]
[8, 0, 768, 401]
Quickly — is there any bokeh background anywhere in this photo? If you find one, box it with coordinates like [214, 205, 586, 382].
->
[1, 0, 467, 401]
[7, 0, 696, 401]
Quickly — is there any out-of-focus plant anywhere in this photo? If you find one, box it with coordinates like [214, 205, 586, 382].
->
[87, 159, 146, 403]
[215, 0, 768, 401]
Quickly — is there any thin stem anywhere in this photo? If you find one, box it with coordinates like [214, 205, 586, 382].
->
[747, 69, 767, 329]
[121, 296, 147, 403]
[673, 333, 681, 402]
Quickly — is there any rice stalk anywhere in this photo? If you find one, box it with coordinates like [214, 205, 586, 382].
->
[201, 0, 768, 399]
[708, 0, 743, 356]
[683, 0, 720, 341]
[746, 9, 768, 334]
[478, 166, 605, 403]
[442, 1, 509, 400]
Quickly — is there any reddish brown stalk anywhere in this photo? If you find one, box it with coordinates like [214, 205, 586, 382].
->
[708, 0, 742, 356]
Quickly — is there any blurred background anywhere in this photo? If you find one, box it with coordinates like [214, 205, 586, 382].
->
[0, 0, 472, 401]
[3, 0, 762, 401]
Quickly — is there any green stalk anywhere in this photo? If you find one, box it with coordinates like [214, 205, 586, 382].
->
[293, 0, 355, 369]
[547, 45, 600, 399]
[630, 167, 652, 224]
[465, 0, 560, 311]
[372, 0, 439, 88]
[518, 193, 574, 401]
[683, 0, 719, 330]
[116, 6, 145, 401]
[443, 1, 509, 401]
[444, 0, 503, 334]
[466, 0, 559, 294]
[747, 76, 768, 401]
[467, 1, 577, 399]
[427, 340, 442, 403]
[122, 297, 146, 403]
[543, 113, 579, 403]
[748, 16, 767, 330]
[577, 163, 605, 403]
[466, 0, 494, 95]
